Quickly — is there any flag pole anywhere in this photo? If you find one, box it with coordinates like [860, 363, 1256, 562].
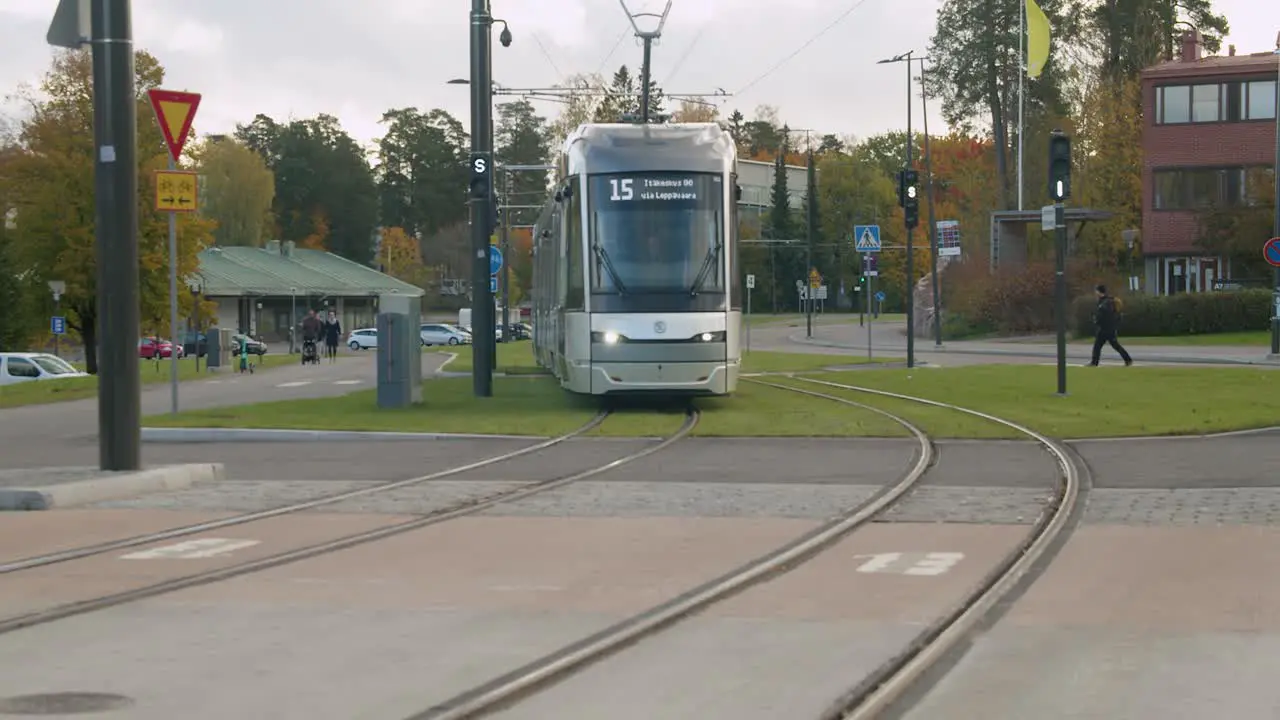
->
[1017, 0, 1025, 211]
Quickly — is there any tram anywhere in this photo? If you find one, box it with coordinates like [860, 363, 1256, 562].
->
[530, 122, 742, 396]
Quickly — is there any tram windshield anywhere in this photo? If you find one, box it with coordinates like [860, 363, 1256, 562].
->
[587, 172, 725, 295]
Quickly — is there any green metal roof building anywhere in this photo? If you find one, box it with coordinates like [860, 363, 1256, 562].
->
[195, 240, 423, 342]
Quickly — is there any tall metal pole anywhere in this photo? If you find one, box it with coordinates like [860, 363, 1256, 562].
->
[469, 0, 494, 396]
[640, 38, 653, 123]
[91, 0, 141, 470]
[920, 58, 942, 347]
[1017, 0, 1025, 210]
[904, 50, 916, 369]
[1055, 199, 1067, 395]
[805, 148, 816, 338]
[166, 155, 179, 413]
[501, 168, 511, 338]
[1271, 45, 1279, 356]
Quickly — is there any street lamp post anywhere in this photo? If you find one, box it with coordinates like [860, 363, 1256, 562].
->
[1271, 41, 1280, 356]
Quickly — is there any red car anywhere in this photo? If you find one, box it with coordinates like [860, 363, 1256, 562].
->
[138, 337, 183, 359]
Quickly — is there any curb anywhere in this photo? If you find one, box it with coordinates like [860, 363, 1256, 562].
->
[0, 463, 223, 511]
[786, 333, 1280, 367]
[140, 427, 548, 443]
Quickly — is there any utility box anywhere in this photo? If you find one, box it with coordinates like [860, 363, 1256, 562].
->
[206, 327, 233, 370]
[376, 293, 422, 408]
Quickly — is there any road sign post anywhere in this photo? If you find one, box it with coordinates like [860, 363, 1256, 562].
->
[147, 89, 201, 415]
[745, 274, 755, 352]
[854, 225, 882, 253]
[47, 280, 66, 359]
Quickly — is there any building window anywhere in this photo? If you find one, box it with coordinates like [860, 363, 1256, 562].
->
[1191, 83, 1220, 122]
[1157, 85, 1191, 123]
[1245, 80, 1277, 120]
[1152, 167, 1264, 210]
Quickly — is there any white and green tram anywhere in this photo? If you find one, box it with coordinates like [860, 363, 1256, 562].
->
[530, 122, 742, 396]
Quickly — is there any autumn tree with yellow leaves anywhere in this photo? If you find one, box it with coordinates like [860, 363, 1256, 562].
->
[378, 226, 429, 288]
[6, 49, 215, 372]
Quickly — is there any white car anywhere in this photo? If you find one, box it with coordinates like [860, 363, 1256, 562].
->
[0, 352, 89, 386]
[347, 328, 378, 350]
[420, 323, 470, 346]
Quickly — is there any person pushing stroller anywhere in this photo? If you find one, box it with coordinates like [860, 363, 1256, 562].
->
[300, 309, 323, 365]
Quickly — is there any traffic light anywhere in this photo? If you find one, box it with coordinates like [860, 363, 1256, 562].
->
[901, 169, 919, 229]
[1048, 132, 1071, 201]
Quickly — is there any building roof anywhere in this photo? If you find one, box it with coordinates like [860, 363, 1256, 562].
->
[196, 242, 424, 298]
[1142, 49, 1279, 81]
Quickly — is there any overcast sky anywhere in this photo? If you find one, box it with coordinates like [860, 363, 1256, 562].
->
[1, 0, 1276, 152]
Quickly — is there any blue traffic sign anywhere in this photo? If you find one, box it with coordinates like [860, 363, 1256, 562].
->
[50, 316, 66, 335]
[854, 225, 881, 252]
[489, 244, 503, 275]
[1265, 237, 1280, 267]
[489, 277, 497, 294]
[875, 291, 885, 303]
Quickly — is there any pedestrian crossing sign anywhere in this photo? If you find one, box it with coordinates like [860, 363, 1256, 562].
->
[854, 225, 881, 252]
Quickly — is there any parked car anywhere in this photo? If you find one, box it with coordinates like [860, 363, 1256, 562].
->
[347, 328, 378, 350]
[138, 337, 183, 359]
[506, 322, 532, 340]
[420, 323, 470, 346]
[0, 352, 89, 386]
[459, 324, 504, 342]
[230, 334, 267, 356]
[180, 332, 208, 358]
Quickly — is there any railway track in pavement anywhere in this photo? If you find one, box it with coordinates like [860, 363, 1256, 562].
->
[396, 377, 1083, 720]
[0, 406, 702, 635]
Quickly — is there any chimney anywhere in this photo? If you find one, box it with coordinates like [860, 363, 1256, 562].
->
[1179, 30, 1203, 62]
[1228, 44, 1235, 56]
[264, 239, 280, 254]
[282, 240, 295, 258]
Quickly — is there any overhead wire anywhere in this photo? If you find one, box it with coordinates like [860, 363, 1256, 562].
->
[732, 0, 875, 99]
[662, 24, 706, 86]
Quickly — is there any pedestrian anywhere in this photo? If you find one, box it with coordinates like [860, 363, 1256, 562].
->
[322, 310, 341, 362]
[1089, 284, 1132, 367]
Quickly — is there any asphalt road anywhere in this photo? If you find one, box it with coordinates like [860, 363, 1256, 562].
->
[0, 352, 450, 469]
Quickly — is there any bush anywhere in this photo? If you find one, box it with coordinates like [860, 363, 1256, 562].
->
[1071, 289, 1273, 337]
[942, 259, 1113, 337]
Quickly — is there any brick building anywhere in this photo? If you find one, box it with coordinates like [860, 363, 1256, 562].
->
[1140, 30, 1278, 294]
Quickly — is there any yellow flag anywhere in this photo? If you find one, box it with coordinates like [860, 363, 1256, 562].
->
[1025, 0, 1051, 78]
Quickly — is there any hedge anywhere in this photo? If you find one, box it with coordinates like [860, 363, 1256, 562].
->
[1071, 289, 1273, 337]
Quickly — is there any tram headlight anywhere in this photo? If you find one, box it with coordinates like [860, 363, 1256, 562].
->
[604, 331, 619, 344]
[700, 333, 713, 342]
[694, 331, 725, 342]
[592, 331, 622, 344]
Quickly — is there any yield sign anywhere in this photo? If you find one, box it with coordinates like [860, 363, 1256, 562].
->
[147, 89, 202, 162]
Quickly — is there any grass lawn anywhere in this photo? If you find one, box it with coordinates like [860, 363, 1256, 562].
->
[747, 312, 906, 327]
[0, 353, 294, 409]
[776, 364, 1280, 438]
[434, 345, 888, 377]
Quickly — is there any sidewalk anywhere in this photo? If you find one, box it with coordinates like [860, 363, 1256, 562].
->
[786, 321, 1280, 367]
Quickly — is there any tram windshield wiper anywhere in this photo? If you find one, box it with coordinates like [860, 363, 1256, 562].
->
[591, 212, 628, 295]
[688, 211, 723, 295]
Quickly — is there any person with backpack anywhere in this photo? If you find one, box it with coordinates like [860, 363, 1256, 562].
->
[1089, 284, 1132, 366]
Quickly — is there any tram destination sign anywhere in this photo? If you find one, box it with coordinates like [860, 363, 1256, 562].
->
[597, 173, 716, 208]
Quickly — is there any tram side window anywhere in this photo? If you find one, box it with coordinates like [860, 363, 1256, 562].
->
[565, 178, 585, 310]
[728, 176, 742, 310]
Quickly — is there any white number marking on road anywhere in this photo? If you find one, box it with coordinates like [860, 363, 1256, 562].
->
[854, 552, 965, 576]
[121, 538, 261, 560]
[333, 380, 361, 385]
[276, 381, 312, 388]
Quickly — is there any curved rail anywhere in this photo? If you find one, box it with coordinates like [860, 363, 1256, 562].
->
[406, 383, 934, 720]
[783, 376, 1080, 720]
[0, 409, 700, 636]
[0, 411, 612, 575]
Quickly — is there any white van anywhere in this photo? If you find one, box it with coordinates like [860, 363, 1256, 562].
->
[0, 353, 89, 386]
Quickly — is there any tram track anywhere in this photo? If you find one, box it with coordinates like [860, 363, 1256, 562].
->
[0, 407, 701, 636]
[0, 412, 616, 576]
[396, 377, 1081, 720]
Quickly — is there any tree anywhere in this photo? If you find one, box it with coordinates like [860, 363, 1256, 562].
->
[377, 108, 469, 241]
[1074, 75, 1143, 266]
[377, 226, 429, 287]
[495, 99, 551, 227]
[670, 98, 719, 123]
[925, 0, 1075, 209]
[1089, 0, 1229, 81]
[592, 65, 665, 122]
[6, 49, 216, 372]
[0, 141, 40, 351]
[235, 113, 378, 264]
[739, 105, 786, 157]
[546, 73, 607, 152]
[195, 138, 275, 247]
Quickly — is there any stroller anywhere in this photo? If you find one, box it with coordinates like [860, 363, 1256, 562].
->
[300, 338, 320, 365]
